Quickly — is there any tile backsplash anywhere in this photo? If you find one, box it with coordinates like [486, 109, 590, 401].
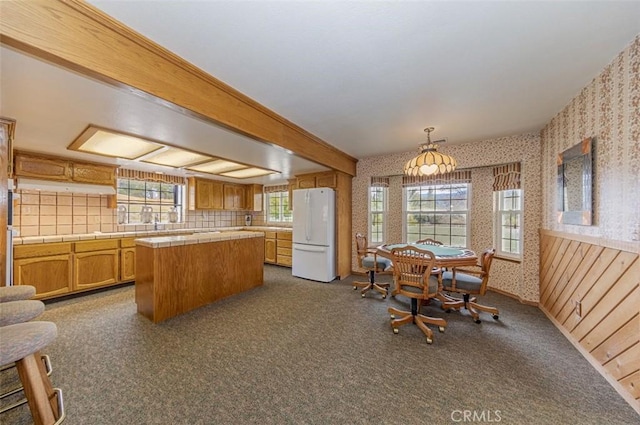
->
[13, 190, 268, 237]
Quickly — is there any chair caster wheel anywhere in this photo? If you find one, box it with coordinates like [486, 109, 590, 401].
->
[361, 293, 366, 298]
[382, 295, 387, 299]
[493, 315, 499, 320]
[390, 314, 395, 319]
[353, 286, 357, 290]
[445, 309, 451, 313]
[426, 337, 433, 344]
[393, 328, 399, 334]
[475, 319, 482, 324]
[438, 326, 445, 333]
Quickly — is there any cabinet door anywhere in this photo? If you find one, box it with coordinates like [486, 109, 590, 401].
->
[14, 255, 73, 299]
[121, 247, 136, 281]
[297, 175, 316, 189]
[223, 184, 244, 210]
[74, 249, 119, 290]
[264, 239, 276, 263]
[14, 154, 71, 181]
[72, 162, 116, 185]
[195, 180, 213, 209]
[211, 181, 224, 209]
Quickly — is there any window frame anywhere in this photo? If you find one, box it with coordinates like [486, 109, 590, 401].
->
[116, 178, 185, 224]
[493, 189, 523, 261]
[265, 190, 292, 224]
[402, 182, 471, 248]
[368, 185, 388, 245]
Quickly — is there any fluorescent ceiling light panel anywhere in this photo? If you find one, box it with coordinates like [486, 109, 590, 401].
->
[142, 147, 211, 167]
[220, 168, 275, 178]
[70, 128, 162, 159]
[187, 160, 247, 174]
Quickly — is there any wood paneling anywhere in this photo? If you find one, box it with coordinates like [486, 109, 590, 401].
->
[539, 230, 640, 414]
[0, 119, 8, 284]
[0, 0, 357, 176]
[135, 237, 263, 323]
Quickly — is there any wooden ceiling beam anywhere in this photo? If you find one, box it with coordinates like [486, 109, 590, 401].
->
[0, 0, 357, 176]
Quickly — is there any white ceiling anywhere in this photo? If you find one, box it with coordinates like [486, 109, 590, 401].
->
[2, 1, 639, 183]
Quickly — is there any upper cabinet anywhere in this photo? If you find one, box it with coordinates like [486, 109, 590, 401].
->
[14, 152, 117, 186]
[192, 178, 224, 210]
[245, 184, 263, 212]
[296, 171, 337, 189]
[223, 183, 246, 210]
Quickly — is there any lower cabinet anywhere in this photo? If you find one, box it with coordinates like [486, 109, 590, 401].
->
[13, 237, 135, 299]
[74, 249, 120, 290]
[264, 236, 277, 264]
[14, 254, 73, 299]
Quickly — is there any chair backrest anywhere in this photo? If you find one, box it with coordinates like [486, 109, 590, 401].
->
[477, 248, 496, 295]
[390, 246, 439, 299]
[415, 238, 443, 246]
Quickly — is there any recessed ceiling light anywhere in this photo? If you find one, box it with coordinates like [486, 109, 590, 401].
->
[68, 126, 162, 159]
[187, 160, 247, 174]
[142, 146, 211, 167]
[220, 168, 275, 178]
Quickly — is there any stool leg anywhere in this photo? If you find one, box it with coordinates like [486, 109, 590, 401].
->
[15, 351, 59, 425]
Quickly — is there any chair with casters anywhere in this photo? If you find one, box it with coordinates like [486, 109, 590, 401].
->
[353, 233, 392, 298]
[415, 238, 443, 246]
[387, 246, 447, 344]
[438, 248, 499, 323]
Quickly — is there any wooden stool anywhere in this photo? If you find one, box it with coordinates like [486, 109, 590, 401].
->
[0, 286, 36, 303]
[0, 322, 65, 425]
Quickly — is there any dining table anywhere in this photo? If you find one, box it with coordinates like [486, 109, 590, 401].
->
[376, 243, 478, 268]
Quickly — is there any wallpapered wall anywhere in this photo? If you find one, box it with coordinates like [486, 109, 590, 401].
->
[541, 35, 639, 245]
[353, 133, 542, 303]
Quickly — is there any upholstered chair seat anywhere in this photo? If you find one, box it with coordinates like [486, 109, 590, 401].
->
[0, 300, 45, 327]
[0, 286, 36, 303]
[440, 271, 482, 292]
[361, 256, 392, 271]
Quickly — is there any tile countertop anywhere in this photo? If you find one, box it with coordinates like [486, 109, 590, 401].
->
[136, 230, 265, 248]
[12, 226, 292, 246]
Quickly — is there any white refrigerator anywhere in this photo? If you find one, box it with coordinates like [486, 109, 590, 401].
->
[292, 188, 336, 282]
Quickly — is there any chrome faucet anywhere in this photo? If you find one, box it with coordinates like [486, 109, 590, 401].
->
[154, 214, 159, 231]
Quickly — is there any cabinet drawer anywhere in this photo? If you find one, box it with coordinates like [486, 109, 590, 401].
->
[75, 239, 119, 253]
[277, 255, 292, 266]
[276, 231, 292, 241]
[277, 240, 292, 249]
[277, 247, 292, 256]
[120, 238, 137, 248]
[14, 243, 72, 259]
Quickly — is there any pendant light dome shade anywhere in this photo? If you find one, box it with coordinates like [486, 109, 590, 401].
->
[403, 127, 457, 176]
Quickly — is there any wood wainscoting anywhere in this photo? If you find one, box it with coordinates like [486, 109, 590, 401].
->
[539, 229, 639, 414]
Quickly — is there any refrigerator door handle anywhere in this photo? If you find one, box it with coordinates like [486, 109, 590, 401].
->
[305, 191, 311, 242]
[294, 244, 326, 253]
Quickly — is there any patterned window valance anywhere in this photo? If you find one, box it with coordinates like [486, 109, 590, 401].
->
[402, 170, 471, 187]
[118, 169, 186, 185]
[370, 176, 390, 187]
[264, 184, 289, 193]
[493, 162, 521, 191]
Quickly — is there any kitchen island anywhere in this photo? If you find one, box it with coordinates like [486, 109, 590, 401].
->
[135, 231, 264, 323]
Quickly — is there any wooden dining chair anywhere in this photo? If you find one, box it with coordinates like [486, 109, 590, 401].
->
[387, 246, 446, 344]
[438, 248, 499, 323]
[353, 233, 392, 298]
[415, 238, 443, 246]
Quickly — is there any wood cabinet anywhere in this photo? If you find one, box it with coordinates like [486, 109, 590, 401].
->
[264, 232, 277, 264]
[120, 238, 136, 282]
[74, 240, 119, 290]
[245, 184, 263, 212]
[71, 162, 116, 185]
[13, 243, 73, 299]
[296, 171, 337, 189]
[263, 230, 291, 266]
[14, 153, 71, 181]
[223, 183, 246, 210]
[14, 151, 117, 186]
[276, 231, 292, 267]
[193, 178, 224, 210]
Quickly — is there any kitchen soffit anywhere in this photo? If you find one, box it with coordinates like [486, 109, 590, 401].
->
[68, 125, 279, 179]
